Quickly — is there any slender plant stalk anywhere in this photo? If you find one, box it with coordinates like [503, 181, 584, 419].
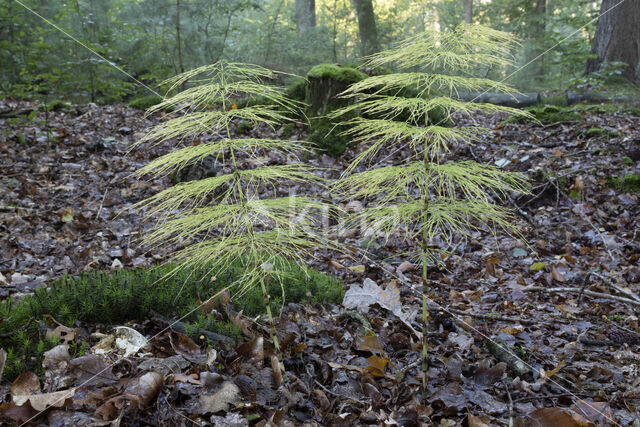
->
[421, 146, 430, 396]
[260, 274, 286, 383]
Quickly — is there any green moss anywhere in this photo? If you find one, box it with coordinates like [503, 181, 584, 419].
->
[307, 64, 368, 84]
[281, 123, 295, 139]
[584, 128, 606, 138]
[236, 120, 253, 135]
[285, 79, 308, 102]
[38, 100, 72, 112]
[622, 157, 634, 166]
[15, 133, 26, 144]
[624, 107, 640, 117]
[504, 105, 584, 125]
[128, 95, 164, 110]
[308, 118, 351, 157]
[583, 127, 619, 138]
[0, 256, 342, 381]
[606, 174, 640, 193]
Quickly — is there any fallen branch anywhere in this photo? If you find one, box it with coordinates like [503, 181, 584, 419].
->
[447, 308, 536, 326]
[590, 272, 640, 302]
[523, 286, 640, 307]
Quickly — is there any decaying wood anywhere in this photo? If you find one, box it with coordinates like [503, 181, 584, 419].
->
[485, 338, 529, 377]
[454, 92, 540, 108]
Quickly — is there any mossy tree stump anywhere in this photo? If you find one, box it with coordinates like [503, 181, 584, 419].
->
[306, 64, 367, 117]
[306, 64, 367, 157]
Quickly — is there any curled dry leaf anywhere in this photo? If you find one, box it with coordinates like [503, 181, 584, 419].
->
[169, 331, 204, 362]
[11, 371, 76, 412]
[569, 400, 615, 426]
[123, 371, 164, 407]
[358, 334, 384, 354]
[343, 278, 419, 338]
[198, 381, 241, 415]
[313, 389, 331, 411]
[523, 407, 594, 427]
[45, 325, 77, 344]
[270, 354, 282, 387]
[114, 326, 149, 357]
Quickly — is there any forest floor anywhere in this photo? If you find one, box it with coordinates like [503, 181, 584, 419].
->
[1, 98, 639, 426]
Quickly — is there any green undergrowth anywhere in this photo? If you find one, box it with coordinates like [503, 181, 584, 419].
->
[308, 117, 352, 157]
[582, 127, 619, 138]
[607, 174, 640, 193]
[128, 95, 165, 110]
[504, 103, 640, 126]
[307, 64, 368, 84]
[0, 257, 342, 381]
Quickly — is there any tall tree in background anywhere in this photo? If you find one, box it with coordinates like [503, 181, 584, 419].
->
[176, 0, 185, 79]
[352, 0, 380, 57]
[463, 0, 472, 24]
[295, 0, 316, 34]
[586, 0, 640, 83]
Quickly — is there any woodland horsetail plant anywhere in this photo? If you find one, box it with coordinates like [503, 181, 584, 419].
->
[130, 62, 328, 380]
[330, 24, 532, 395]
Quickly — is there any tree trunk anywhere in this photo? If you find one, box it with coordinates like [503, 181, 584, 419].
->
[586, 0, 640, 83]
[351, 0, 380, 57]
[176, 0, 185, 85]
[295, 0, 316, 34]
[533, 0, 546, 77]
[463, 0, 473, 24]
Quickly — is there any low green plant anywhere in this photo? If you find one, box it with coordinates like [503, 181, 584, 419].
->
[235, 120, 253, 135]
[307, 64, 368, 84]
[284, 79, 308, 102]
[308, 117, 351, 157]
[607, 174, 640, 193]
[505, 105, 581, 125]
[128, 95, 164, 110]
[0, 258, 342, 381]
[331, 24, 530, 396]
[131, 61, 332, 378]
[624, 107, 640, 117]
[583, 128, 618, 139]
[280, 123, 295, 139]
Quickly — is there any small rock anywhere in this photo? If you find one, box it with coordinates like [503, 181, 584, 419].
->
[111, 259, 123, 270]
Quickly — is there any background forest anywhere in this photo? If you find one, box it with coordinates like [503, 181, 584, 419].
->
[0, 0, 628, 103]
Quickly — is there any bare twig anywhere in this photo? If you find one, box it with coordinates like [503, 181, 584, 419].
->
[523, 286, 640, 307]
[591, 272, 640, 302]
[447, 308, 536, 326]
[502, 379, 514, 427]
